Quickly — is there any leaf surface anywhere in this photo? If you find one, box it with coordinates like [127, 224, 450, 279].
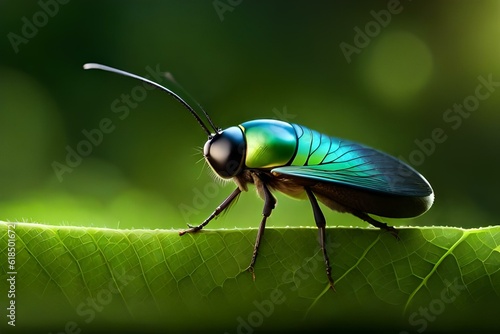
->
[1, 222, 499, 333]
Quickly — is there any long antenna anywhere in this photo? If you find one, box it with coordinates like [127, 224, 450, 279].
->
[162, 72, 220, 133]
[83, 63, 217, 137]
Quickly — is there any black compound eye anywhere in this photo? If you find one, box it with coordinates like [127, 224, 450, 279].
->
[204, 126, 246, 178]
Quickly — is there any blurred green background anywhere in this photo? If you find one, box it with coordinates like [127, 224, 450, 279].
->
[1, 0, 499, 231]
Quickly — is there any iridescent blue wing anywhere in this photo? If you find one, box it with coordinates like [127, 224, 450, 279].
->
[271, 124, 433, 198]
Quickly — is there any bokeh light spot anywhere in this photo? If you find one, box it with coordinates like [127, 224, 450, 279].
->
[363, 31, 433, 106]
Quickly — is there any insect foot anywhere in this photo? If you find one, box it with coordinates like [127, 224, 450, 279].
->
[246, 265, 257, 281]
[388, 226, 400, 240]
[326, 267, 336, 291]
[178, 224, 203, 236]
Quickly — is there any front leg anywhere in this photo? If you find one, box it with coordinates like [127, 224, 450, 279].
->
[246, 181, 276, 280]
[179, 187, 241, 235]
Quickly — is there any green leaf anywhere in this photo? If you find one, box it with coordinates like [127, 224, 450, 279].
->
[1, 221, 499, 333]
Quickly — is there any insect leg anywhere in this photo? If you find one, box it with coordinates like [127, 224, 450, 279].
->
[246, 182, 276, 280]
[179, 187, 241, 236]
[351, 211, 399, 239]
[305, 187, 335, 290]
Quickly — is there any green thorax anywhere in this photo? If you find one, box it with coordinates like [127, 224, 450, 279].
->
[239, 119, 297, 168]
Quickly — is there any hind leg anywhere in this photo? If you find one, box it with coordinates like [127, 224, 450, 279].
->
[351, 211, 399, 239]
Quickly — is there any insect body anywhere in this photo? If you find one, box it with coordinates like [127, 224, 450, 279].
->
[83, 63, 434, 289]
